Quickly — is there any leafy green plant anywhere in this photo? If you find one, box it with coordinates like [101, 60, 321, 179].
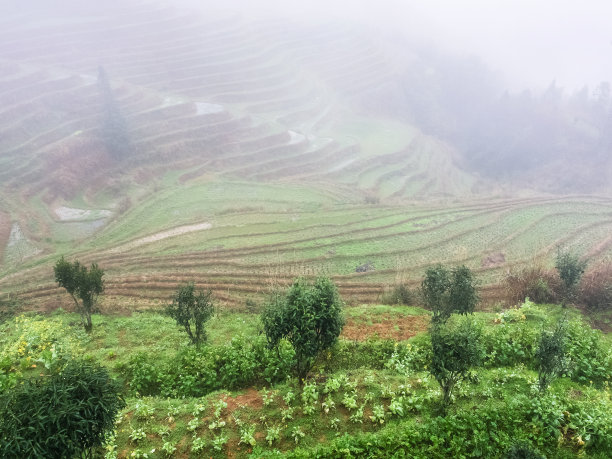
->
[535, 317, 568, 391]
[265, 425, 281, 446]
[166, 283, 214, 347]
[301, 381, 319, 415]
[191, 437, 206, 453]
[370, 404, 386, 424]
[262, 277, 344, 381]
[212, 434, 228, 451]
[291, 426, 306, 444]
[239, 423, 257, 447]
[0, 360, 125, 458]
[129, 427, 147, 443]
[161, 441, 177, 456]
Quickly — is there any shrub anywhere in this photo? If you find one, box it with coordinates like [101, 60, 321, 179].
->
[126, 335, 294, 397]
[505, 265, 561, 305]
[422, 264, 479, 323]
[0, 360, 124, 458]
[262, 277, 344, 381]
[503, 441, 546, 459]
[555, 250, 587, 306]
[535, 317, 568, 391]
[166, 283, 214, 347]
[578, 262, 612, 311]
[381, 284, 414, 305]
[430, 316, 484, 407]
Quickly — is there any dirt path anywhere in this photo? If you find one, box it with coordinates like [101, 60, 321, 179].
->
[107, 222, 212, 254]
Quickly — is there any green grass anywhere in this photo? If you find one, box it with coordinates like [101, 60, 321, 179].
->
[1, 302, 611, 457]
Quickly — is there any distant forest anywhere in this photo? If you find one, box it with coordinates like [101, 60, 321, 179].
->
[360, 42, 612, 193]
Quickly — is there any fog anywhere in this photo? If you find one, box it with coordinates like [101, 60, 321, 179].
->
[1, 0, 611, 196]
[185, 0, 612, 91]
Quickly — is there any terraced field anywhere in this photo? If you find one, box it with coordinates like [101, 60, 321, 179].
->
[1, 2, 611, 312]
[2, 184, 611, 311]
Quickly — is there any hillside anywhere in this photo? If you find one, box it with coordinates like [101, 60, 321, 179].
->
[0, 0, 611, 308]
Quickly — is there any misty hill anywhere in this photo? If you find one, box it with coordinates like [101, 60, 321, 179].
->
[1, 1, 611, 303]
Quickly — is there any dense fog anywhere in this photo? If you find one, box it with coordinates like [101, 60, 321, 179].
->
[1, 0, 611, 194]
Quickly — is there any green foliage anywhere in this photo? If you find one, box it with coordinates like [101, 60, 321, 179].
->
[430, 316, 484, 406]
[535, 318, 568, 391]
[0, 314, 86, 392]
[54, 256, 104, 332]
[381, 284, 414, 306]
[166, 283, 214, 347]
[0, 360, 124, 459]
[503, 441, 546, 458]
[262, 277, 344, 381]
[422, 264, 479, 323]
[126, 335, 294, 397]
[0, 295, 21, 324]
[555, 250, 587, 304]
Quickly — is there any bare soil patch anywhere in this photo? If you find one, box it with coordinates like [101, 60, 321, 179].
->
[342, 313, 429, 341]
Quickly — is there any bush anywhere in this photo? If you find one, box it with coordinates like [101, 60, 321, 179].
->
[503, 441, 546, 459]
[535, 318, 568, 391]
[166, 283, 214, 347]
[505, 265, 561, 305]
[555, 250, 587, 305]
[578, 263, 612, 311]
[262, 277, 344, 381]
[430, 316, 484, 407]
[0, 360, 124, 458]
[381, 284, 414, 306]
[126, 335, 295, 398]
[422, 264, 479, 323]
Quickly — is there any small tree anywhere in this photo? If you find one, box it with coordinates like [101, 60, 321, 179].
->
[54, 257, 104, 332]
[422, 264, 479, 323]
[262, 277, 344, 382]
[166, 283, 214, 347]
[535, 317, 567, 391]
[555, 249, 587, 307]
[430, 316, 483, 409]
[0, 360, 125, 459]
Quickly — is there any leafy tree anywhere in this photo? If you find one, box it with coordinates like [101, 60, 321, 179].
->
[535, 317, 567, 391]
[54, 257, 104, 332]
[262, 277, 344, 382]
[166, 283, 214, 347]
[555, 249, 587, 306]
[422, 264, 479, 323]
[430, 316, 483, 408]
[0, 360, 125, 459]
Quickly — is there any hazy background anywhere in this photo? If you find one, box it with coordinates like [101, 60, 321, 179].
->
[185, 0, 612, 91]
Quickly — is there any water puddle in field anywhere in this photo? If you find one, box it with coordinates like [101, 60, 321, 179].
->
[288, 130, 306, 145]
[108, 222, 212, 253]
[195, 102, 224, 115]
[54, 206, 112, 221]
